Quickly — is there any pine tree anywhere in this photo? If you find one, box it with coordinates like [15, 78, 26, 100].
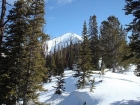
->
[52, 73, 66, 95]
[63, 44, 68, 69]
[0, 0, 9, 57]
[45, 50, 56, 82]
[58, 45, 65, 75]
[1, 0, 46, 105]
[0, 1, 12, 103]
[73, 43, 81, 78]
[76, 21, 94, 89]
[45, 54, 52, 82]
[54, 44, 64, 76]
[0, 0, 28, 104]
[0, 0, 48, 104]
[52, 45, 58, 76]
[50, 53, 57, 76]
[88, 15, 99, 70]
[123, 0, 140, 74]
[20, 0, 47, 104]
[68, 40, 75, 69]
[117, 26, 131, 69]
[100, 16, 127, 72]
[65, 42, 69, 68]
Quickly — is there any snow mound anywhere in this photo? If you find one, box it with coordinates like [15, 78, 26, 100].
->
[44, 33, 82, 55]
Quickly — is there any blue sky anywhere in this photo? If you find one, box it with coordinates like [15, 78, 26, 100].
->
[45, 0, 134, 39]
[4, 0, 133, 39]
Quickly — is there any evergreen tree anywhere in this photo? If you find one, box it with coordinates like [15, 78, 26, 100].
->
[100, 16, 127, 72]
[123, 0, 140, 74]
[52, 42, 58, 76]
[58, 46, 65, 75]
[68, 40, 75, 69]
[0, 1, 13, 103]
[73, 43, 81, 77]
[50, 53, 57, 76]
[73, 43, 81, 78]
[0, 0, 28, 104]
[0, 0, 9, 57]
[1, 0, 48, 104]
[73, 43, 80, 64]
[45, 54, 52, 82]
[55, 44, 64, 76]
[65, 42, 69, 68]
[53, 73, 66, 95]
[88, 15, 100, 70]
[76, 21, 94, 89]
[21, 0, 47, 104]
[117, 26, 131, 69]
[63, 44, 68, 69]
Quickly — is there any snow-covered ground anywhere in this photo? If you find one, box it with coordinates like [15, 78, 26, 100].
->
[39, 65, 140, 105]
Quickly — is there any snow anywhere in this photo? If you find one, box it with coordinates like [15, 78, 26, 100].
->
[39, 65, 140, 105]
[43, 33, 82, 55]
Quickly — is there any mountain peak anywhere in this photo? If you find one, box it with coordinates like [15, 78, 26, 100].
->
[44, 33, 82, 55]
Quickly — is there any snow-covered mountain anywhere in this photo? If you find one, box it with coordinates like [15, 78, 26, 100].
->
[43, 33, 82, 55]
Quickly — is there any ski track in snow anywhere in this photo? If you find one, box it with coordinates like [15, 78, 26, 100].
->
[39, 65, 140, 105]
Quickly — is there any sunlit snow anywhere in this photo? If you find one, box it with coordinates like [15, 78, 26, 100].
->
[39, 65, 140, 105]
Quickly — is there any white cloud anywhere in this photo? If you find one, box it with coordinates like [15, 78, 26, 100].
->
[57, 0, 74, 5]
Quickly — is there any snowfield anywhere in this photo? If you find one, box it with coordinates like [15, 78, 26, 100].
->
[39, 65, 140, 105]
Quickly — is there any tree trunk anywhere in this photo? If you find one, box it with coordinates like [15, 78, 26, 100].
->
[82, 73, 85, 88]
[0, 0, 5, 65]
[100, 58, 103, 71]
[0, 0, 6, 47]
[23, 96, 28, 105]
[112, 64, 115, 73]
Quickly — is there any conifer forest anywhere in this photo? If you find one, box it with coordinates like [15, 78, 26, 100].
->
[0, 0, 140, 105]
